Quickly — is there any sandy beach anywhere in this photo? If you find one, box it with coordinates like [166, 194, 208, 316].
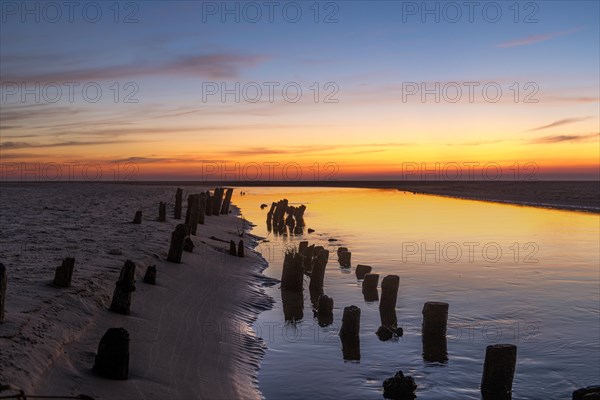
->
[0, 185, 270, 399]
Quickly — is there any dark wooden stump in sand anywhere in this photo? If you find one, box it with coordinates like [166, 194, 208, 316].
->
[481, 344, 517, 398]
[184, 237, 195, 252]
[281, 250, 304, 291]
[362, 273, 379, 301]
[382, 370, 417, 400]
[422, 302, 449, 362]
[0, 263, 6, 323]
[309, 247, 329, 293]
[197, 193, 206, 225]
[337, 247, 348, 257]
[212, 187, 224, 216]
[338, 250, 351, 268]
[298, 241, 309, 254]
[53, 257, 75, 287]
[132, 211, 142, 224]
[355, 264, 372, 280]
[110, 260, 136, 315]
[379, 275, 399, 310]
[220, 188, 234, 214]
[205, 191, 213, 216]
[158, 202, 166, 222]
[266, 202, 276, 230]
[340, 305, 361, 361]
[185, 194, 200, 235]
[573, 386, 600, 400]
[167, 224, 188, 263]
[281, 289, 303, 322]
[143, 265, 156, 285]
[93, 327, 129, 380]
[174, 188, 183, 219]
[317, 294, 334, 327]
[238, 240, 244, 258]
[229, 240, 237, 256]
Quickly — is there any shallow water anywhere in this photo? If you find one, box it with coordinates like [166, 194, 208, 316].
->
[233, 187, 600, 400]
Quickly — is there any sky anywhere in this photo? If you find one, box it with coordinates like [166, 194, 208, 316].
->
[0, 0, 598, 181]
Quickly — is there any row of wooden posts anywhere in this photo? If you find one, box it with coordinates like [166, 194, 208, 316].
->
[266, 199, 306, 235]
[0, 187, 242, 383]
[279, 241, 525, 399]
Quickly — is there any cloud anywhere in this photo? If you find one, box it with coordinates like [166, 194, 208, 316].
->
[529, 117, 592, 132]
[496, 27, 583, 48]
[0, 53, 269, 83]
[529, 133, 599, 144]
[0, 140, 141, 150]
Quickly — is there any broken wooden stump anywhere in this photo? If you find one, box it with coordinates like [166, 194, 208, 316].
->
[281, 250, 304, 291]
[362, 273, 379, 301]
[422, 302, 449, 362]
[184, 194, 200, 235]
[205, 191, 213, 216]
[110, 260, 136, 315]
[53, 257, 75, 287]
[237, 240, 244, 258]
[220, 188, 234, 214]
[212, 187, 224, 215]
[143, 265, 156, 285]
[281, 289, 303, 322]
[340, 305, 361, 361]
[174, 188, 183, 219]
[337, 247, 348, 257]
[481, 344, 517, 398]
[167, 224, 188, 263]
[573, 386, 600, 400]
[158, 202, 166, 222]
[309, 247, 329, 293]
[317, 294, 334, 327]
[184, 237, 195, 252]
[298, 241, 309, 254]
[382, 370, 417, 400]
[355, 264, 372, 280]
[229, 240, 237, 256]
[338, 250, 351, 268]
[0, 263, 6, 323]
[379, 275, 400, 310]
[302, 244, 315, 274]
[93, 327, 129, 380]
[132, 211, 142, 224]
[197, 193, 206, 225]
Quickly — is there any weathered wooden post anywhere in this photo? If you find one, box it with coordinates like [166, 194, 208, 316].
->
[174, 188, 183, 219]
[197, 193, 206, 225]
[309, 247, 329, 293]
[53, 257, 75, 287]
[205, 191, 213, 216]
[0, 263, 6, 323]
[338, 250, 351, 268]
[377, 307, 403, 341]
[285, 206, 296, 228]
[383, 371, 417, 399]
[362, 273, 379, 301]
[110, 260, 136, 315]
[379, 275, 399, 310]
[481, 344, 517, 398]
[167, 224, 188, 263]
[298, 241, 309, 254]
[158, 202, 166, 222]
[212, 187, 224, 215]
[317, 294, 333, 327]
[337, 247, 348, 257]
[573, 386, 600, 400]
[266, 202, 276, 231]
[422, 302, 449, 362]
[237, 240, 244, 258]
[302, 244, 315, 274]
[220, 188, 234, 214]
[294, 204, 306, 227]
[132, 211, 142, 224]
[229, 240, 237, 256]
[281, 289, 303, 322]
[143, 265, 156, 285]
[281, 250, 304, 291]
[355, 264, 372, 280]
[185, 194, 199, 235]
[184, 237, 195, 252]
[340, 305, 361, 361]
[93, 327, 129, 380]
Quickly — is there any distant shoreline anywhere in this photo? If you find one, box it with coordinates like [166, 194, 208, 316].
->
[2, 180, 598, 214]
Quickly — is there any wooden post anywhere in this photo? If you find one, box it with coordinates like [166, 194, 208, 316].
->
[220, 188, 234, 214]
[205, 191, 213, 216]
[93, 328, 129, 380]
[158, 202, 166, 222]
[229, 240, 237, 256]
[298, 241, 309, 254]
[167, 224, 188, 263]
[317, 294, 334, 327]
[197, 193, 206, 225]
[340, 305, 361, 361]
[212, 187, 224, 215]
[266, 202, 276, 230]
[338, 250, 351, 268]
[185, 194, 199, 235]
[0, 263, 6, 323]
[422, 302, 449, 362]
[362, 273, 379, 301]
[110, 260, 136, 315]
[281, 250, 304, 291]
[53, 257, 75, 287]
[379, 275, 399, 310]
[355, 264, 372, 280]
[143, 265, 156, 285]
[132, 211, 142, 224]
[309, 248, 329, 293]
[237, 240, 244, 258]
[382, 371, 417, 399]
[281, 289, 303, 322]
[481, 344, 517, 397]
[337, 247, 348, 257]
[573, 386, 600, 400]
[184, 237, 195, 252]
[174, 188, 183, 219]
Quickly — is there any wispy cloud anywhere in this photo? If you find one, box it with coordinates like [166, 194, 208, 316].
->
[529, 133, 599, 144]
[529, 117, 592, 132]
[0, 140, 142, 150]
[496, 27, 583, 48]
